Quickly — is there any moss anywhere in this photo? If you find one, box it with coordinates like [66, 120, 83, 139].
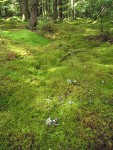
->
[0, 19, 113, 150]
[0, 30, 50, 46]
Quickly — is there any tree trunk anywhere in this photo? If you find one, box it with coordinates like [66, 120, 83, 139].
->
[59, 0, 63, 20]
[45, 0, 49, 20]
[0, 8, 2, 17]
[5, 7, 8, 17]
[53, 0, 58, 21]
[0, 4, 2, 17]
[29, 0, 38, 31]
[70, 0, 74, 20]
[38, 2, 42, 16]
[42, 2, 45, 18]
[100, 5, 104, 33]
[19, 0, 23, 16]
[48, 0, 51, 13]
[20, 0, 30, 21]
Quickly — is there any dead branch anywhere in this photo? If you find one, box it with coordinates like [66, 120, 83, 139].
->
[61, 50, 88, 62]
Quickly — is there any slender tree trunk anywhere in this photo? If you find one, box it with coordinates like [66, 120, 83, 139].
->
[45, 0, 49, 20]
[39, 2, 42, 16]
[22, 0, 30, 21]
[100, 5, 104, 32]
[5, 7, 8, 17]
[68, 0, 71, 20]
[42, 2, 45, 18]
[53, 0, 58, 21]
[70, 0, 74, 20]
[0, 3, 1, 15]
[19, 0, 30, 21]
[0, 7, 2, 17]
[19, 0, 23, 16]
[41, 0, 48, 19]
[29, 0, 38, 30]
[48, 0, 51, 13]
[59, 0, 63, 20]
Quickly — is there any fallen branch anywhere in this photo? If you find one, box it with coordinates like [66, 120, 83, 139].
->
[61, 50, 88, 62]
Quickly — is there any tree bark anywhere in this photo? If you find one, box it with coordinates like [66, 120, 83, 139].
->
[100, 5, 104, 32]
[5, 7, 8, 17]
[0, 7, 2, 17]
[19, 0, 23, 16]
[59, 0, 63, 20]
[29, 0, 38, 31]
[53, 0, 58, 21]
[19, 0, 30, 21]
[48, 0, 51, 13]
[70, 0, 75, 20]
[45, 0, 49, 20]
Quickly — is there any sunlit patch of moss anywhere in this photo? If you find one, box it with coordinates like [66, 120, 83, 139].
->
[0, 30, 50, 46]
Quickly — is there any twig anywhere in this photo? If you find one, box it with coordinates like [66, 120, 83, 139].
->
[61, 50, 87, 62]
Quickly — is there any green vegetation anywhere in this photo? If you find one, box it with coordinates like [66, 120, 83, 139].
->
[0, 19, 113, 150]
[0, 30, 50, 45]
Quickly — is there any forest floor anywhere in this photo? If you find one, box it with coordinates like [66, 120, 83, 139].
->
[0, 18, 113, 150]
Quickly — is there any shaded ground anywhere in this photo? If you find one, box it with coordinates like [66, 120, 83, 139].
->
[86, 32, 113, 44]
[0, 19, 113, 150]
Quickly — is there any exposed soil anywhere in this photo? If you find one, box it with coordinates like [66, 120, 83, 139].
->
[86, 32, 113, 44]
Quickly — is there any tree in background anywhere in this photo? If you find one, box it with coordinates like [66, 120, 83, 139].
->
[0, 0, 18, 17]
[28, 0, 38, 30]
[85, 0, 113, 32]
[53, 0, 58, 21]
[0, 0, 113, 32]
[59, 0, 63, 20]
[19, 0, 30, 21]
[94, 0, 113, 32]
[70, 0, 75, 20]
